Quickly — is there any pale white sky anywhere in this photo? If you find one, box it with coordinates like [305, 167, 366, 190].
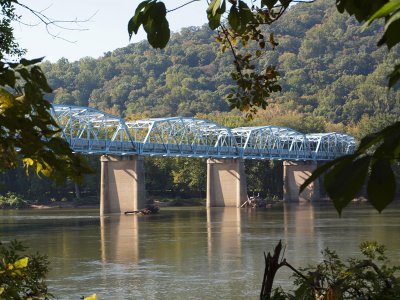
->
[14, 0, 209, 62]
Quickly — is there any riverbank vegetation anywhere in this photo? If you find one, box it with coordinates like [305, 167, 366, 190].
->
[0, 0, 399, 205]
[0, 192, 28, 209]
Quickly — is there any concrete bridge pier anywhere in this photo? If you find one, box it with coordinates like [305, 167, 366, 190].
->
[100, 155, 146, 215]
[283, 161, 320, 202]
[206, 158, 247, 207]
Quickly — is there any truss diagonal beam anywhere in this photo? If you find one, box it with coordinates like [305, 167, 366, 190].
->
[50, 105, 356, 160]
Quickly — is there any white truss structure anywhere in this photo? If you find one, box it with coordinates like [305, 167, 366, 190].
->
[51, 105, 135, 154]
[50, 105, 356, 160]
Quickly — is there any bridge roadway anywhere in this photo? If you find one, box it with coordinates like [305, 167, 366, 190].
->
[51, 105, 355, 160]
[50, 105, 356, 214]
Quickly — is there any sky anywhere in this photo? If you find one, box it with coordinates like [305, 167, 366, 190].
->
[14, 0, 209, 62]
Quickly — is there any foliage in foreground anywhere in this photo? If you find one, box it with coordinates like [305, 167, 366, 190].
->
[130, 0, 400, 213]
[298, 0, 400, 214]
[261, 241, 400, 300]
[301, 122, 400, 214]
[0, 240, 96, 300]
[0, 2, 92, 185]
[0, 240, 50, 300]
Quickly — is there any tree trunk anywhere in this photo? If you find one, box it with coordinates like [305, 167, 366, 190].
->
[260, 240, 283, 300]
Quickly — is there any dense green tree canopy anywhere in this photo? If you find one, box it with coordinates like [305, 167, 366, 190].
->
[42, 1, 399, 128]
[0, 0, 399, 210]
[129, 0, 400, 213]
[0, 0, 91, 183]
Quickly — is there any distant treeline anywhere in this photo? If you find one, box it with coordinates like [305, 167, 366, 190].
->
[0, 156, 283, 203]
[1, 0, 399, 203]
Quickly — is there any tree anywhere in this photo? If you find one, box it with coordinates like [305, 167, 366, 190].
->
[129, 0, 290, 118]
[300, 0, 400, 213]
[260, 241, 400, 299]
[0, 1, 91, 183]
[131, 0, 400, 213]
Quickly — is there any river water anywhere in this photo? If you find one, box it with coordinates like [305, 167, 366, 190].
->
[1, 203, 400, 299]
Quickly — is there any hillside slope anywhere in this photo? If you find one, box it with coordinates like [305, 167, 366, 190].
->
[41, 0, 399, 125]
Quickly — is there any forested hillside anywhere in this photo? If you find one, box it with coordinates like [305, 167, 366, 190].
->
[41, 0, 399, 133]
[1, 0, 399, 204]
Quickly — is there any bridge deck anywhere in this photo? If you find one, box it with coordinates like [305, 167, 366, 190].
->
[51, 105, 356, 160]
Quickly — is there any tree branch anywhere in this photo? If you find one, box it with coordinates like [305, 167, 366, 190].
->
[167, 0, 201, 13]
[14, 2, 95, 43]
[220, 25, 244, 80]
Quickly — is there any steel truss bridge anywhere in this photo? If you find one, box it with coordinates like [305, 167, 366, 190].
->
[50, 105, 356, 161]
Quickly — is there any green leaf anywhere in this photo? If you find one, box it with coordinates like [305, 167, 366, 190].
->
[0, 87, 15, 109]
[385, 10, 400, 30]
[299, 156, 353, 194]
[128, 14, 143, 39]
[325, 156, 371, 215]
[366, 0, 400, 25]
[367, 157, 396, 212]
[389, 64, 400, 89]
[377, 122, 400, 159]
[128, 0, 151, 39]
[207, 0, 226, 30]
[294, 283, 310, 299]
[356, 132, 384, 154]
[142, 2, 170, 49]
[207, 0, 222, 17]
[383, 17, 400, 49]
[0, 69, 16, 87]
[236, 1, 255, 34]
[31, 66, 52, 93]
[367, 121, 400, 161]
[228, 5, 239, 30]
[15, 67, 30, 82]
[19, 57, 44, 66]
[337, 0, 388, 22]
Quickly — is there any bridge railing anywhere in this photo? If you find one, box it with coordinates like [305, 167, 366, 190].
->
[50, 105, 356, 160]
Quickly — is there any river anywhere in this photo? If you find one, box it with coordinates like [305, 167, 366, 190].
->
[1, 203, 400, 299]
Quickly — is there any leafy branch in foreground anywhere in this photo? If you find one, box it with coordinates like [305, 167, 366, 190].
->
[301, 122, 400, 214]
[0, 240, 97, 300]
[0, 57, 92, 184]
[0, 240, 51, 299]
[301, 0, 400, 214]
[1, 0, 92, 183]
[261, 241, 400, 300]
[128, 0, 313, 118]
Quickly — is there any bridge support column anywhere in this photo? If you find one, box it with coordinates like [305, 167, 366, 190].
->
[207, 158, 247, 207]
[100, 155, 145, 215]
[283, 161, 320, 202]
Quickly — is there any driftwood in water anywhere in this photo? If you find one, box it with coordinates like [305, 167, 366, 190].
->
[125, 204, 159, 215]
[241, 195, 269, 208]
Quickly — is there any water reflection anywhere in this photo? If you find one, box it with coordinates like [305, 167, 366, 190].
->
[282, 203, 321, 266]
[100, 215, 140, 263]
[2, 204, 400, 299]
[207, 208, 243, 274]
